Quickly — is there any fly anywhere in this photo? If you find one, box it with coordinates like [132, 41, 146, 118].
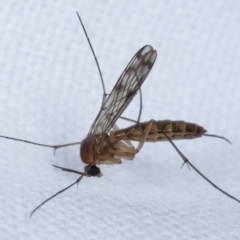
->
[0, 12, 239, 217]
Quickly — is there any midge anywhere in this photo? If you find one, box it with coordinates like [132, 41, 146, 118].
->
[1, 12, 239, 217]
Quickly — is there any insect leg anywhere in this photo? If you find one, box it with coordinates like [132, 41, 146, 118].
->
[52, 164, 85, 175]
[113, 124, 134, 148]
[119, 116, 139, 123]
[30, 174, 84, 217]
[112, 120, 155, 154]
[136, 120, 155, 152]
[0, 135, 81, 150]
[204, 133, 231, 144]
[119, 79, 143, 124]
[162, 131, 240, 204]
[50, 142, 81, 150]
[30, 164, 98, 217]
[76, 12, 107, 108]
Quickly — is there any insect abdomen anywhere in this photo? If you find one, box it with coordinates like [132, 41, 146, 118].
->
[115, 120, 206, 142]
[153, 120, 206, 141]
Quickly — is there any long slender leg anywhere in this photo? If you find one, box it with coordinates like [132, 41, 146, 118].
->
[30, 174, 84, 217]
[50, 142, 81, 150]
[162, 131, 240, 204]
[136, 120, 154, 152]
[119, 116, 138, 123]
[0, 15, 107, 152]
[0, 120, 134, 150]
[30, 164, 96, 217]
[0, 135, 81, 150]
[76, 12, 107, 108]
[112, 120, 154, 154]
[204, 133, 231, 144]
[52, 165, 85, 175]
[113, 124, 134, 148]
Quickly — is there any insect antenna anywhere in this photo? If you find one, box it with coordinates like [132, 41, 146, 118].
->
[161, 131, 240, 204]
[204, 133, 232, 145]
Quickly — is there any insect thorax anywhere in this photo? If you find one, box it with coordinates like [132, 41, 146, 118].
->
[80, 133, 110, 165]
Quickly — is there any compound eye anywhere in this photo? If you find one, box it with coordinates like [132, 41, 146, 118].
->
[84, 165, 101, 177]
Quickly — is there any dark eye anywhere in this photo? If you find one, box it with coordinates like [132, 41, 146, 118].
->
[85, 165, 101, 177]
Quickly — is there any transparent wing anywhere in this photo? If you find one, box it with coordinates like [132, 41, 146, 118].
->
[89, 45, 157, 134]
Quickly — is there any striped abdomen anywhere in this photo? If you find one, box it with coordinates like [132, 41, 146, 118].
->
[114, 120, 206, 142]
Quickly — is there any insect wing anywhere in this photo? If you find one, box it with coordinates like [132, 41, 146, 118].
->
[89, 45, 157, 134]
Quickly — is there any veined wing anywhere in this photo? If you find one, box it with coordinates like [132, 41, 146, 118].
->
[89, 45, 157, 134]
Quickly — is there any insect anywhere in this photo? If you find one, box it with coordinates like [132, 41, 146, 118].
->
[0, 12, 239, 217]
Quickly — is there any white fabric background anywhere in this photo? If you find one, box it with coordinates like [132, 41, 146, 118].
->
[0, 1, 240, 239]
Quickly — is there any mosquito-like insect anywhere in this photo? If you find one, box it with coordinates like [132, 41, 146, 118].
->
[0, 12, 239, 217]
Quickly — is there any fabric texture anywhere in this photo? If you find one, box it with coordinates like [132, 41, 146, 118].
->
[0, 1, 240, 240]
